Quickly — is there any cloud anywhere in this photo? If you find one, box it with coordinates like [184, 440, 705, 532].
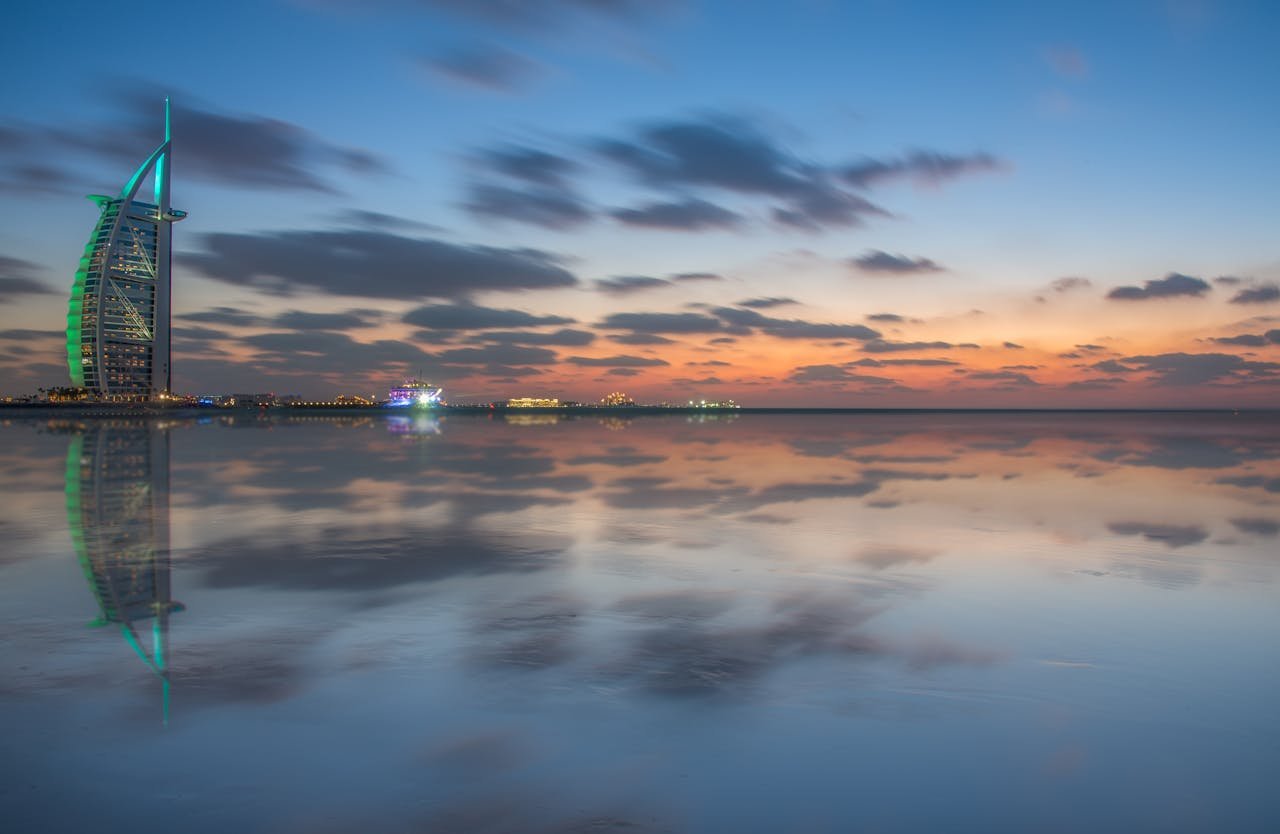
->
[610, 197, 742, 231]
[433, 344, 559, 369]
[178, 306, 267, 327]
[866, 313, 905, 322]
[594, 275, 671, 295]
[595, 114, 890, 230]
[710, 306, 881, 340]
[0, 255, 57, 301]
[272, 310, 380, 331]
[1090, 359, 1135, 374]
[853, 357, 959, 367]
[422, 45, 545, 92]
[186, 228, 578, 299]
[789, 364, 897, 385]
[1230, 284, 1280, 305]
[463, 182, 593, 229]
[564, 354, 669, 367]
[671, 272, 723, 282]
[1050, 276, 1092, 293]
[738, 297, 798, 309]
[475, 145, 578, 188]
[968, 370, 1040, 387]
[1210, 334, 1269, 347]
[405, 303, 574, 331]
[480, 329, 596, 346]
[862, 339, 967, 353]
[415, 0, 680, 30]
[849, 250, 944, 274]
[1119, 352, 1280, 385]
[1003, 341, 1024, 349]
[841, 151, 1001, 189]
[51, 92, 392, 194]
[608, 333, 675, 346]
[599, 311, 725, 334]
[0, 328, 62, 341]
[1107, 272, 1211, 300]
[332, 209, 442, 233]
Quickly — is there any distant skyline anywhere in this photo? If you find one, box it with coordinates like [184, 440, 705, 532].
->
[2, 0, 1278, 406]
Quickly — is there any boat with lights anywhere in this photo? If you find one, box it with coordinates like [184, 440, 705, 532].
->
[387, 378, 444, 407]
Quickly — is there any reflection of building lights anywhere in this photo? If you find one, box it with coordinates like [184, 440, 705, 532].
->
[601, 391, 634, 406]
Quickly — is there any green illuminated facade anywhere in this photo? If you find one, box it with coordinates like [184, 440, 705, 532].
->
[68, 100, 186, 399]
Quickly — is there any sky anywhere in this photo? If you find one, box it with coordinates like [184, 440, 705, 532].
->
[1, 0, 1278, 406]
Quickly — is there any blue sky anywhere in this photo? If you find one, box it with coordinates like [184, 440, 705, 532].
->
[2, 0, 1278, 404]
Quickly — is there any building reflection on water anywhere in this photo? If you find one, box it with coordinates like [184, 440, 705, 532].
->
[64, 421, 180, 723]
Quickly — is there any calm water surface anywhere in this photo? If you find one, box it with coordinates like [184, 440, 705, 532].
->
[1, 411, 1277, 833]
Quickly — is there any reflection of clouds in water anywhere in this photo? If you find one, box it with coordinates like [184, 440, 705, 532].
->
[1108, 522, 1209, 549]
[463, 588, 1002, 700]
[856, 545, 940, 570]
[1231, 518, 1279, 537]
[1095, 436, 1280, 470]
[1216, 475, 1280, 493]
[193, 528, 569, 593]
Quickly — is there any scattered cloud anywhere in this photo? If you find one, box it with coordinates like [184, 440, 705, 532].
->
[609, 197, 742, 231]
[850, 250, 944, 274]
[1119, 352, 1280, 386]
[594, 114, 891, 231]
[789, 364, 897, 385]
[863, 339, 970, 353]
[968, 370, 1040, 387]
[463, 182, 593, 229]
[738, 297, 798, 309]
[841, 151, 1001, 189]
[0, 256, 58, 301]
[1210, 334, 1269, 347]
[1230, 284, 1280, 305]
[186, 227, 578, 300]
[475, 145, 578, 188]
[710, 306, 881, 340]
[404, 303, 574, 331]
[178, 306, 267, 327]
[413, 0, 682, 31]
[1107, 272, 1211, 301]
[422, 45, 545, 93]
[853, 358, 959, 367]
[481, 328, 595, 346]
[41, 91, 393, 195]
[272, 309, 380, 331]
[599, 311, 724, 334]
[608, 333, 676, 346]
[594, 275, 672, 295]
[1050, 276, 1092, 293]
[564, 354, 669, 367]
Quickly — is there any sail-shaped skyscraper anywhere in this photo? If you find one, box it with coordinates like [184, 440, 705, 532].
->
[67, 100, 185, 400]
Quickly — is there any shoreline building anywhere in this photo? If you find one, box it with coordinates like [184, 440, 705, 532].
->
[67, 100, 185, 400]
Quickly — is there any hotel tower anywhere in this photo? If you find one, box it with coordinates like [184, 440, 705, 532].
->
[67, 100, 185, 400]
